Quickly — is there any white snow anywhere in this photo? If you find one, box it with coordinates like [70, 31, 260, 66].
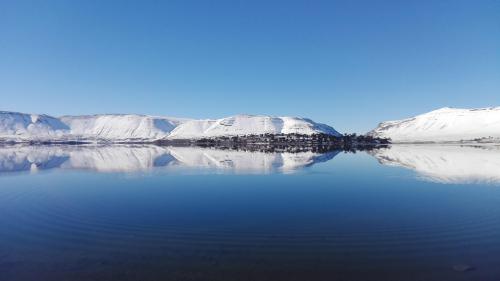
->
[0, 111, 340, 142]
[369, 107, 500, 143]
[60, 114, 187, 141]
[168, 115, 340, 139]
[370, 145, 500, 184]
[0, 111, 69, 141]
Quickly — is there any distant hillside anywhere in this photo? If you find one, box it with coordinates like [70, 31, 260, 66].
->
[368, 107, 500, 143]
[0, 111, 340, 143]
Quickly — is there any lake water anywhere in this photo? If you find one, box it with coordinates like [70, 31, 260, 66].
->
[1, 145, 500, 281]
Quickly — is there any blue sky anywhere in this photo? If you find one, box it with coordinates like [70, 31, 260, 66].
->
[1, 0, 499, 133]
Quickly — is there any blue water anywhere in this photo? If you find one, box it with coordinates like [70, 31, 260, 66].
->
[1, 145, 500, 280]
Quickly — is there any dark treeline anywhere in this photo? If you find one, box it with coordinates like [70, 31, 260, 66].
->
[156, 133, 390, 153]
[1, 133, 390, 153]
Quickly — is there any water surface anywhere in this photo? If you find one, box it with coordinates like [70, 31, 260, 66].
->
[1, 145, 500, 281]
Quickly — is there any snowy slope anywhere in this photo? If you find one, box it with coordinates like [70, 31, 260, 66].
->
[60, 114, 188, 141]
[168, 115, 340, 139]
[0, 111, 339, 142]
[370, 145, 500, 184]
[0, 111, 69, 141]
[368, 107, 500, 143]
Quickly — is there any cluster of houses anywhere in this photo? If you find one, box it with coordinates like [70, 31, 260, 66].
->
[158, 133, 389, 152]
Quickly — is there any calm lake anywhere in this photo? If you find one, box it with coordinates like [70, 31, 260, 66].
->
[1, 145, 500, 281]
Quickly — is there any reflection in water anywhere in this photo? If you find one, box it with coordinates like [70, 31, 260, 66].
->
[2, 145, 500, 281]
[371, 145, 500, 184]
[4, 144, 500, 183]
[0, 145, 339, 174]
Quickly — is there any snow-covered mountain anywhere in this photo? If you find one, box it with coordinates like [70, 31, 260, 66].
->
[60, 114, 188, 141]
[0, 111, 187, 142]
[168, 115, 340, 139]
[369, 107, 500, 143]
[0, 111, 339, 142]
[0, 111, 70, 141]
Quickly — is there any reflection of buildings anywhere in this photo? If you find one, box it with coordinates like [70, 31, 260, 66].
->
[0, 145, 339, 174]
[370, 145, 500, 184]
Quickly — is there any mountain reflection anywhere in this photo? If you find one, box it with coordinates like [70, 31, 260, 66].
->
[0, 145, 339, 174]
[370, 145, 500, 184]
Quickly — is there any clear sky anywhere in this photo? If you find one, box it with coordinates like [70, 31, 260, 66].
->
[1, 0, 499, 133]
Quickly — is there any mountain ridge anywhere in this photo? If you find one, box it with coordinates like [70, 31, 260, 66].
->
[368, 107, 500, 143]
[0, 111, 340, 143]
